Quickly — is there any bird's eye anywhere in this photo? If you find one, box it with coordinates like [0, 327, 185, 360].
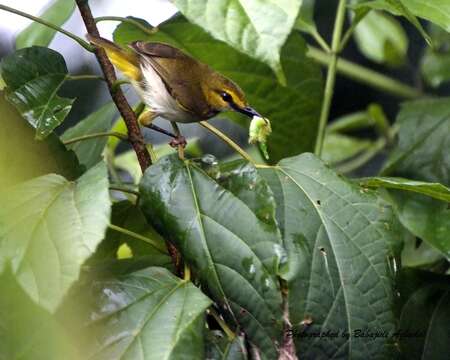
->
[221, 92, 233, 103]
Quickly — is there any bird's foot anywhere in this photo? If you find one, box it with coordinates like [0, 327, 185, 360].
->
[169, 135, 187, 148]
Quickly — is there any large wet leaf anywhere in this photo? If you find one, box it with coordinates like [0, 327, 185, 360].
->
[114, 16, 323, 163]
[352, 10, 408, 66]
[62, 102, 117, 169]
[172, 0, 302, 73]
[259, 153, 401, 359]
[383, 98, 450, 186]
[213, 160, 278, 228]
[0, 163, 111, 312]
[0, 47, 73, 139]
[140, 155, 284, 359]
[79, 267, 211, 360]
[15, 0, 76, 49]
[0, 91, 80, 191]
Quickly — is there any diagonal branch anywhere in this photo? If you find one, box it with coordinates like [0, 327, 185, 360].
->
[75, 0, 181, 273]
[75, 0, 152, 171]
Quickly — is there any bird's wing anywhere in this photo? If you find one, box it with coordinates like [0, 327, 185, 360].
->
[88, 35, 141, 81]
[130, 41, 214, 118]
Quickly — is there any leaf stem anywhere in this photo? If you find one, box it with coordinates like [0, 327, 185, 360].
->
[326, 111, 372, 133]
[109, 185, 139, 197]
[311, 29, 331, 53]
[0, 4, 94, 52]
[95, 16, 157, 35]
[208, 308, 236, 341]
[112, 79, 131, 92]
[314, 0, 347, 157]
[308, 47, 423, 99]
[108, 224, 168, 254]
[67, 74, 105, 81]
[336, 137, 386, 173]
[183, 263, 191, 281]
[339, 8, 370, 52]
[199, 121, 256, 164]
[63, 131, 128, 146]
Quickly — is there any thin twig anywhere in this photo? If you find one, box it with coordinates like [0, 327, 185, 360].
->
[109, 185, 139, 197]
[199, 121, 256, 164]
[308, 47, 423, 99]
[63, 131, 128, 145]
[314, 0, 348, 157]
[112, 79, 131, 92]
[311, 29, 331, 53]
[208, 307, 236, 341]
[95, 16, 158, 35]
[108, 224, 167, 254]
[67, 74, 105, 81]
[75, 0, 152, 172]
[336, 138, 386, 174]
[0, 4, 93, 51]
[339, 8, 370, 52]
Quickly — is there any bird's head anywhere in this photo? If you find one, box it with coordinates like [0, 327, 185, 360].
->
[204, 72, 262, 119]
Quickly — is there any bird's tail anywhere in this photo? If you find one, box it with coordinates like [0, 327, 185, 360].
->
[87, 35, 141, 81]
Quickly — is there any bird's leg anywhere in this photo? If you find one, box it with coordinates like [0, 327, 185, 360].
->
[138, 110, 177, 139]
[170, 122, 186, 159]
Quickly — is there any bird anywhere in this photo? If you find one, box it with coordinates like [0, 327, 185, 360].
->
[87, 35, 263, 147]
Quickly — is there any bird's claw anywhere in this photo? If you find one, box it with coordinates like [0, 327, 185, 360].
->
[169, 136, 187, 148]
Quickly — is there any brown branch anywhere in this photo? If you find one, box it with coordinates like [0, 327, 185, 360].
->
[75, 1, 182, 273]
[75, 0, 151, 172]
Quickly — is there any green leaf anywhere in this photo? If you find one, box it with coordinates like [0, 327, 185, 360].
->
[113, 16, 323, 163]
[421, 25, 450, 88]
[139, 155, 284, 359]
[0, 270, 77, 360]
[172, 0, 302, 73]
[322, 133, 372, 164]
[0, 91, 81, 191]
[422, 49, 450, 88]
[206, 331, 247, 360]
[62, 102, 117, 169]
[353, 0, 432, 45]
[352, 10, 408, 66]
[398, 271, 450, 358]
[382, 98, 450, 186]
[259, 153, 401, 359]
[79, 267, 212, 360]
[295, 0, 317, 34]
[15, 0, 76, 49]
[386, 191, 450, 259]
[358, 177, 450, 202]
[213, 160, 278, 228]
[0, 47, 73, 139]
[0, 163, 111, 311]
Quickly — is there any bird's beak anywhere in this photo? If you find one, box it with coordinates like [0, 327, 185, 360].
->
[231, 104, 262, 118]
